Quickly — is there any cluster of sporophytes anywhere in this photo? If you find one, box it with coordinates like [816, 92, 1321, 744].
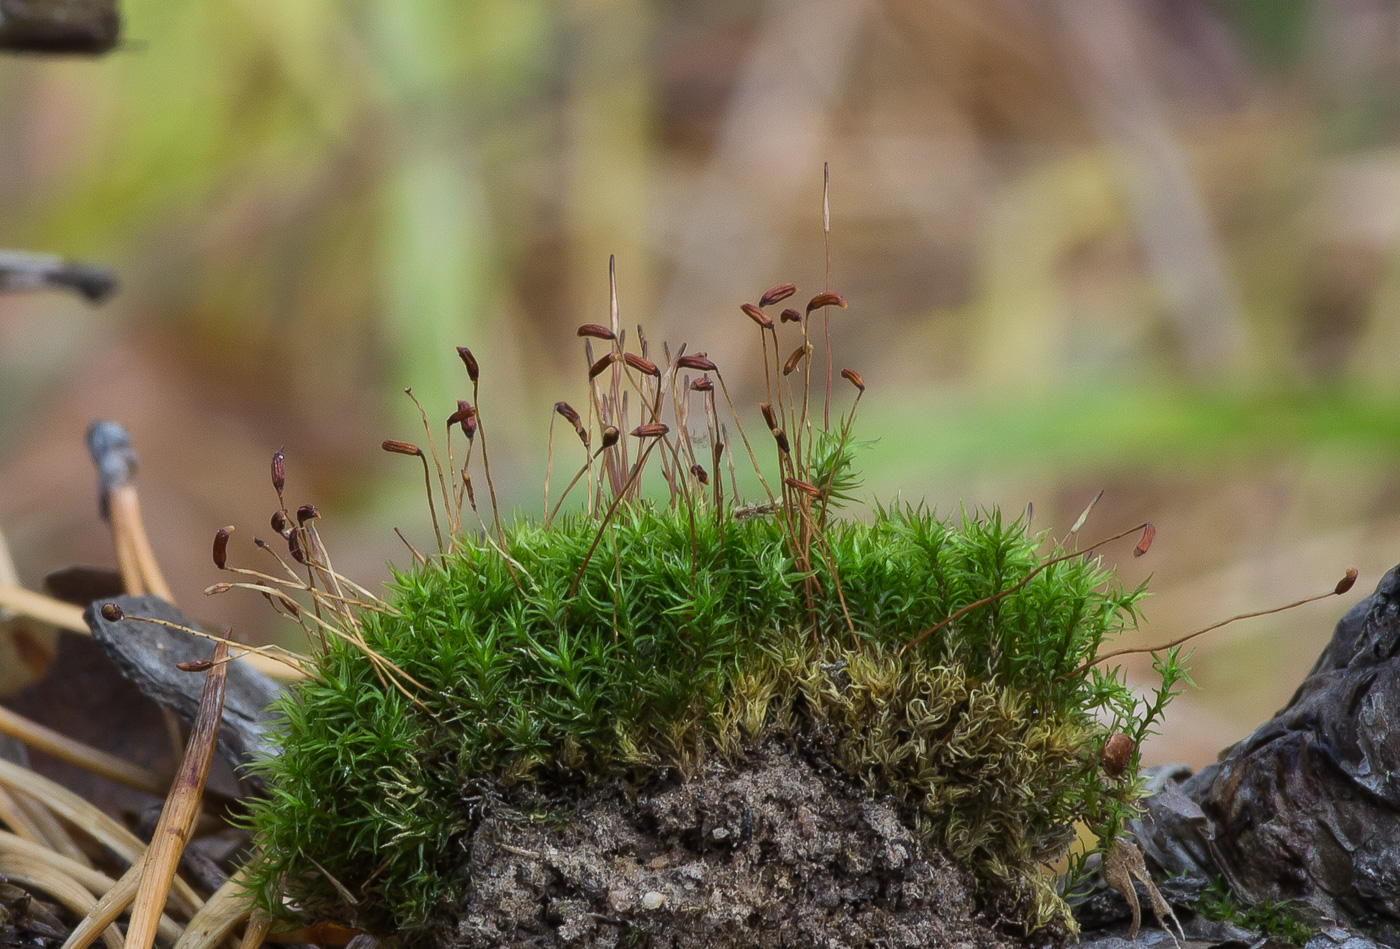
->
[222, 263, 1184, 940]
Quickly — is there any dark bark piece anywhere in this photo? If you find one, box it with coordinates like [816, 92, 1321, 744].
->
[4, 631, 175, 815]
[0, 0, 118, 54]
[1102, 564, 1400, 945]
[83, 594, 283, 784]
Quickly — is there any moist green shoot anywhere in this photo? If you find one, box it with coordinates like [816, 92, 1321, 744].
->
[232, 257, 1178, 942]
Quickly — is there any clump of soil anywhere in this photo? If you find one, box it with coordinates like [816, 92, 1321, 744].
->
[454, 742, 1020, 949]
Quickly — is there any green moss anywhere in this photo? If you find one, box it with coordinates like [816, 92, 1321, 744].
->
[245, 501, 1174, 939]
[1195, 876, 1315, 946]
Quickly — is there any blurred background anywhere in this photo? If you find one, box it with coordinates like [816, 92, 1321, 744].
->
[2, 0, 1398, 768]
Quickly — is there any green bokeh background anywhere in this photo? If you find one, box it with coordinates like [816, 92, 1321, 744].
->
[4, 0, 1400, 767]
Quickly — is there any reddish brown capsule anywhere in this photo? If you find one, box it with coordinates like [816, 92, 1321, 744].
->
[624, 352, 660, 377]
[782, 345, 808, 376]
[576, 323, 616, 341]
[779, 308, 802, 324]
[555, 402, 588, 445]
[600, 426, 620, 449]
[741, 303, 773, 329]
[177, 659, 214, 673]
[297, 504, 320, 525]
[689, 377, 714, 392]
[691, 464, 710, 485]
[760, 283, 798, 308]
[271, 447, 286, 496]
[805, 291, 847, 315]
[382, 439, 422, 457]
[676, 354, 717, 373]
[456, 347, 480, 384]
[271, 510, 288, 534]
[760, 402, 778, 431]
[841, 368, 866, 392]
[772, 429, 791, 455]
[1100, 733, 1134, 778]
[1133, 523, 1156, 558]
[1337, 567, 1359, 596]
[554, 401, 582, 429]
[588, 352, 617, 379]
[631, 423, 669, 439]
[784, 477, 822, 499]
[212, 527, 231, 570]
[448, 400, 478, 440]
[99, 602, 123, 621]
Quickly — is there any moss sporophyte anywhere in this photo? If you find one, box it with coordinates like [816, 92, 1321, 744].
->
[219, 266, 1186, 942]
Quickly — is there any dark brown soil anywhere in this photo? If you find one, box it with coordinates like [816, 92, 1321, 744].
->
[452, 742, 1021, 949]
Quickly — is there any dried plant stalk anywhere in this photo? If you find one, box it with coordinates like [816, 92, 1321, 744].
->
[0, 704, 165, 796]
[0, 828, 183, 941]
[0, 758, 202, 914]
[125, 641, 229, 949]
[172, 869, 255, 949]
[0, 853, 125, 949]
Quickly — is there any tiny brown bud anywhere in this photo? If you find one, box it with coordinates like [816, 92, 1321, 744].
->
[177, 659, 214, 673]
[205, 582, 232, 595]
[759, 283, 798, 308]
[456, 346, 480, 384]
[589, 352, 618, 379]
[448, 400, 478, 440]
[779, 308, 802, 324]
[271, 447, 286, 496]
[805, 291, 847, 315]
[741, 303, 773, 329]
[297, 504, 320, 525]
[600, 426, 620, 448]
[772, 429, 791, 455]
[1336, 567, 1359, 595]
[554, 401, 582, 429]
[382, 439, 422, 457]
[691, 464, 710, 485]
[271, 510, 288, 534]
[99, 602, 123, 621]
[631, 423, 669, 439]
[676, 354, 717, 373]
[213, 527, 231, 570]
[689, 377, 714, 392]
[1133, 523, 1155, 558]
[253, 537, 269, 550]
[555, 402, 588, 445]
[782, 345, 808, 376]
[624, 352, 660, 377]
[840, 368, 865, 392]
[1100, 733, 1134, 778]
[576, 323, 616, 341]
[760, 402, 778, 431]
[784, 477, 822, 499]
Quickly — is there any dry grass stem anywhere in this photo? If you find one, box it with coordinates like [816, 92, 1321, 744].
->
[0, 704, 166, 796]
[0, 853, 125, 949]
[108, 485, 174, 602]
[0, 783, 48, 844]
[124, 641, 228, 949]
[14, 790, 92, 867]
[172, 869, 255, 949]
[60, 854, 147, 949]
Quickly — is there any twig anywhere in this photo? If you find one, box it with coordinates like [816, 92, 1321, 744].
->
[124, 642, 228, 949]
